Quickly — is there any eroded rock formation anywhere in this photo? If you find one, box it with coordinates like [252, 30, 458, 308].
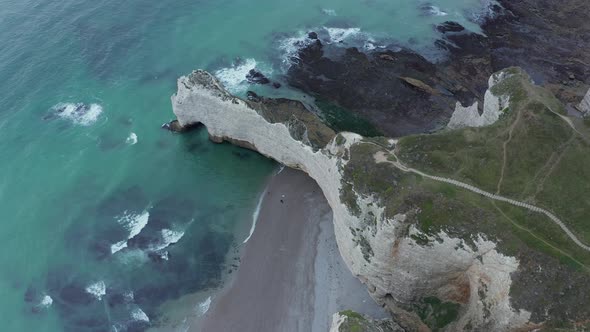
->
[171, 69, 536, 331]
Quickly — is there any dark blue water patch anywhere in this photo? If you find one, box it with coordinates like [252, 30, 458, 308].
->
[232, 150, 253, 160]
[133, 227, 233, 306]
[39, 180, 237, 329]
[97, 133, 126, 152]
[177, 127, 211, 154]
[137, 67, 180, 90]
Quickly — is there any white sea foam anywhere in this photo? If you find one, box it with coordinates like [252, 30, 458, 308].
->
[149, 229, 185, 251]
[324, 27, 362, 43]
[363, 38, 386, 51]
[469, 0, 501, 23]
[118, 211, 150, 240]
[424, 5, 448, 16]
[117, 248, 149, 265]
[157, 251, 169, 260]
[321, 8, 337, 16]
[86, 280, 106, 301]
[214, 58, 257, 93]
[124, 291, 134, 301]
[196, 296, 211, 315]
[111, 211, 150, 255]
[53, 102, 103, 126]
[278, 27, 376, 71]
[131, 307, 150, 322]
[110, 240, 128, 254]
[243, 193, 265, 243]
[126, 132, 138, 145]
[39, 295, 53, 308]
[278, 32, 316, 68]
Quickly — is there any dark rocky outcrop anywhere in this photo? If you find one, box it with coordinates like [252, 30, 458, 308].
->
[161, 119, 202, 132]
[245, 69, 282, 89]
[245, 91, 336, 150]
[245, 69, 271, 85]
[437, 0, 590, 104]
[435, 21, 465, 33]
[287, 36, 466, 137]
[285, 0, 590, 137]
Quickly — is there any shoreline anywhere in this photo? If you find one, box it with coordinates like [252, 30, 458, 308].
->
[198, 167, 387, 331]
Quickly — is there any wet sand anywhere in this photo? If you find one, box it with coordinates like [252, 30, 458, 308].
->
[198, 168, 387, 331]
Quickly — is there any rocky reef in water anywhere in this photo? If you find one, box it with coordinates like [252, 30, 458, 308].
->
[170, 68, 590, 331]
[285, 0, 590, 138]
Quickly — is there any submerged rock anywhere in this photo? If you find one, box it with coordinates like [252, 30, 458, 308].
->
[245, 69, 271, 85]
[286, 39, 464, 136]
[436, 21, 465, 33]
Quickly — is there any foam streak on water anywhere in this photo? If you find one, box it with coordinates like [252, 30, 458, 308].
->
[197, 296, 211, 315]
[243, 192, 265, 244]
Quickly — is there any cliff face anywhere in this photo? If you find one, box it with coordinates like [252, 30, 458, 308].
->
[447, 70, 512, 129]
[579, 88, 590, 117]
[171, 70, 534, 331]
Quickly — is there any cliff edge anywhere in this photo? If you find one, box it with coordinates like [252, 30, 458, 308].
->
[171, 69, 590, 331]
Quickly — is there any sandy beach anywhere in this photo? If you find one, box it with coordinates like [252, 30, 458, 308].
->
[198, 168, 387, 331]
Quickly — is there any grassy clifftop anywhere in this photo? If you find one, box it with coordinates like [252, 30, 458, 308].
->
[339, 68, 590, 330]
[397, 68, 590, 250]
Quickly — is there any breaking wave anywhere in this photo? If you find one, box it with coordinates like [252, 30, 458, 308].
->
[85, 280, 106, 301]
[324, 27, 362, 43]
[52, 102, 103, 126]
[278, 32, 316, 68]
[149, 228, 185, 251]
[214, 58, 257, 93]
[278, 27, 381, 69]
[131, 307, 150, 322]
[422, 5, 448, 16]
[111, 211, 150, 254]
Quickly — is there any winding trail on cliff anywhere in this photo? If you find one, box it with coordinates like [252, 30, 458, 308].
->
[373, 149, 590, 252]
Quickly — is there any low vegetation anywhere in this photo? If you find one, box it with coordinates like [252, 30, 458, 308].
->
[338, 68, 590, 328]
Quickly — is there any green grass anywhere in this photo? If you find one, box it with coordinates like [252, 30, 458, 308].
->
[414, 296, 460, 331]
[340, 310, 365, 320]
[397, 67, 590, 247]
[337, 68, 590, 327]
[338, 311, 366, 332]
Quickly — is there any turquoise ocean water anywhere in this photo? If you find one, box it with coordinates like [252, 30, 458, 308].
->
[0, 0, 489, 330]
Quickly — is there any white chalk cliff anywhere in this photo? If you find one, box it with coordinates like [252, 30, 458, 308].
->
[171, 70, 530, 331]
[579, 88, 590, 117]
[447, 70, 512, 130]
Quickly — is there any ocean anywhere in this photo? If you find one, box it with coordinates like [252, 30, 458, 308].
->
[0, 0, 491, 330]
